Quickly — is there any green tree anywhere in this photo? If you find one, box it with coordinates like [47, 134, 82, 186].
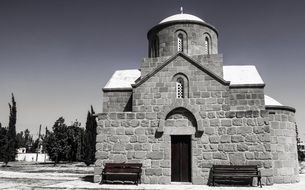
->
[43, 117, 69, 165]
[16, 129, 34, 152]
[0, 123, 10, 165]
[43, 117, 85, 164]
[83, 106, 97, 166]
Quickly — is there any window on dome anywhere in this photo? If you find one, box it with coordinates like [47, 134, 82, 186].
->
[176, 77, 184, 98]
[177, 34, 183, 52]
[204, 37, 210, 55]
[150, 36, 159, 58]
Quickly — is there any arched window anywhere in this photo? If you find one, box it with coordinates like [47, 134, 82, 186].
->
[176, 77, 184, 98]
[177, 33, 183, 52]
[204, 37, 210, 55]
[150, 36, 159, 58]
[153, 37, 159, 57]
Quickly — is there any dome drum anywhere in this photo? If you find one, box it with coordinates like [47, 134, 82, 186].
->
[147, 14, 218, 58]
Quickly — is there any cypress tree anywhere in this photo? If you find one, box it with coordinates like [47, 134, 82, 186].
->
[83, 106, 97, 166]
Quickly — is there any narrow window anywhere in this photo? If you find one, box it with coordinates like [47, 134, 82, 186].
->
[204, 37, 210, 54]
[177, 34, 183, 52]
[153, 37, 159, 57]
[176, 78, 184, 98]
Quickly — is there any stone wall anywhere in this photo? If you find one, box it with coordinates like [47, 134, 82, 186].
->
[229, 87, 265, 111]
[94, 110, 274, 185]
[102, 90, 132, 112]
[134, 55, 228, 114]
[268, 108, 299, 183]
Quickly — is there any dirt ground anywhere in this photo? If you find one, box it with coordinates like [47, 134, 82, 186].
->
[1, 161, 305, 189]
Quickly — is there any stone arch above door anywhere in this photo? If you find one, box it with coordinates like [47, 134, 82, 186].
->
[157, 103, 204, 133]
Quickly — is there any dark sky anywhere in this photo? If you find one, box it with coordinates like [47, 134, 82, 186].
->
[0, 0, 305, 139]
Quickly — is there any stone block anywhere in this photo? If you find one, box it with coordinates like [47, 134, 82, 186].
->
[236, 126, 252, 135]
[125, 128, 134, 135]
[245, 152, 254, 160]
[209, 136, 220, 143]
[113, 154, 127, 163]
[209, 119, 220, 126]
[147, 151, 163, 160]
[202, 153, 212, 160]
[237, 143, 248, 151]
[218, 144, 235, 152]
[245, 134, 257, 142]
[232, 118, 242, 126]
[231, 135, 244, 142]
[145, 168, 162, 176]
[257, 134, 271, 142]
[135, 128, 145, 135]
[220, 135, 231, 143]
[227, 127, 237, 135]
[205, 127, 215, 135]
[96, 135, 107, 143]
[95, 151, 108, 159]
[218, 127, 226, 135]
[260, 169, 273, 177]
[113, 143, 125, 151]
[213, 152, 227, 160]
[229, 153, 246, 165]
[255, 152, 272, 160]
[221, 119, 232, 127]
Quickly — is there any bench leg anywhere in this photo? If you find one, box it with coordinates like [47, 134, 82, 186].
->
[213, 176, 215, 186]
[258, 176, 262, 188]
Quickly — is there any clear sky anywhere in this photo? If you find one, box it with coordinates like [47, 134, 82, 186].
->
[0, 0, 305, 139]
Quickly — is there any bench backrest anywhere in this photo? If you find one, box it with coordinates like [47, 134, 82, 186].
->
[104, 163, 142, 173]
[212, 165, 259, 175]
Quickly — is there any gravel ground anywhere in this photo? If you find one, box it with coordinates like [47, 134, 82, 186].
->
[1, 162, 305, 190]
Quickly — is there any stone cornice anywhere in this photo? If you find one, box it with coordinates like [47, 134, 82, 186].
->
[265, 105, 296, 113]
[102, 88, 132, 92]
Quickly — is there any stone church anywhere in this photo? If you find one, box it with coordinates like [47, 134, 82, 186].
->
[94, 11, 299, 185]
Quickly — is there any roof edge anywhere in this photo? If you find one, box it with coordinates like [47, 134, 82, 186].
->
[265, 105, 296, 113]
[229, 84, 266, 89]
[103, 87, 132, 92]
[132, 52, 230, 88]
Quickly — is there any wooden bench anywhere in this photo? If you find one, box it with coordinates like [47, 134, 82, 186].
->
[211, 165, 262, 187]
[101, 163, 142, 185]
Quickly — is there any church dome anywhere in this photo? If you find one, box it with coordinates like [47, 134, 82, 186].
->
[159, 13, 205, 24]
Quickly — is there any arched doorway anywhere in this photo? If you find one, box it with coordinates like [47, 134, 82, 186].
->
[165, 107, 197, 182]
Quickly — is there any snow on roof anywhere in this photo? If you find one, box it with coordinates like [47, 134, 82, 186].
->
[265, 95, 282, 106]
[223, 65, 264, 85]
[103, 69, 140, 89]
[160, 13, 205, 24]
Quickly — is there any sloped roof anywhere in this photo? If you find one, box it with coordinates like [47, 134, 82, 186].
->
[223, 65, 264, 85]
[264, 95, 282, 106]
[104, 65, 264, 89]
[103, 69, 140, 89]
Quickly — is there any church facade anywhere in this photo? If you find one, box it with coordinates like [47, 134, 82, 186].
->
[94, 12, 299, 185]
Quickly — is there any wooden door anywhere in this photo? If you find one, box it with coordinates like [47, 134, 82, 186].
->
[171, 135, 191, 182]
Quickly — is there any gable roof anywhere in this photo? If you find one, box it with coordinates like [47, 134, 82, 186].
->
[103, 55, 265, 90]
[132, 52, 230, 88]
